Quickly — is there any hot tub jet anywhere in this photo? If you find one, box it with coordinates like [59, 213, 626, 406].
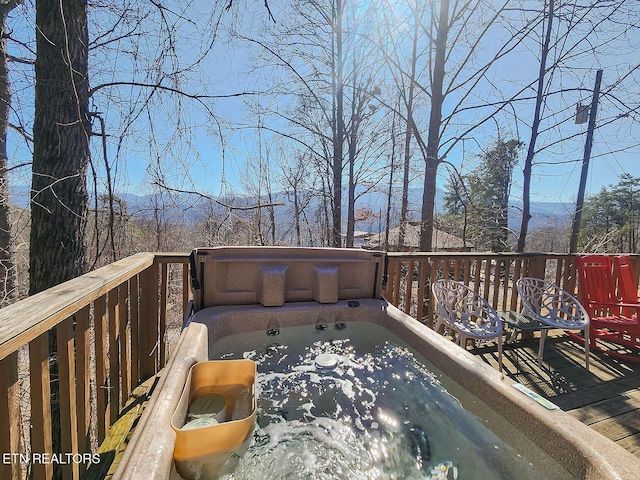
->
[314, 353, 339, 371]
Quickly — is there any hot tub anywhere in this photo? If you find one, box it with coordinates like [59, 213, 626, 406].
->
[113, 247, 640, 480]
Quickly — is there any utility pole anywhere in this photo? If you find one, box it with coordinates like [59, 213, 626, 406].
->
[569, 69, 603, 254]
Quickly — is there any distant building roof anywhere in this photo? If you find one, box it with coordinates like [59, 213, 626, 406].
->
[363, 222, 469, 252]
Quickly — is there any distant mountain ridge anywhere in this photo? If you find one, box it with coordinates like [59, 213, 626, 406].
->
[9, 184, 573, 233]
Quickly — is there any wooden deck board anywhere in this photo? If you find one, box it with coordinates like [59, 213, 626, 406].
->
[588, 410, 640, 442]
[568, 389, 640, 424]
[617, 434, 640, 456]
[474, 331, 640, 458]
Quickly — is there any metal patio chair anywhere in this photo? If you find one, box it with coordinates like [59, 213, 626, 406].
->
[516, 277, 590, 369]
[431, 279, 503, 372]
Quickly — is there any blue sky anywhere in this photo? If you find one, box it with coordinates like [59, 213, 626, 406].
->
[6, 0, 640, 213]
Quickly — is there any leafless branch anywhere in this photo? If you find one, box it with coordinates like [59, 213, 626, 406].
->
[154, 182, 285, 211]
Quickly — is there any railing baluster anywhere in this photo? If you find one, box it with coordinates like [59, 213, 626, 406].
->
[75, 305, 91, 475]
[442, 257, 450, 280]
[404, 260, 414, 315]
[130, 275, 140, 387]
[427, 258, 439, 327]
[108, 287, 121, 422]
[119, 281, 131, 403]
[492, 259, 501, 307]
[463, 258, 472, 284]
[0, 351, 21, 480]
[94, 294, 109, 442]
[511, 259, 523, 311]
[453, 258, 462, 281]
[29, 333, 53, 480]
[392, 258, 402, 307]
[502, 259, 512, 311]
[160, 262, 169, 366]
[57, 316, 79, 480]
[149, 261, 160, 374]
[483, 259, 492, 300]
[473, 257, 481, 294]
[416, 259, 428, 322]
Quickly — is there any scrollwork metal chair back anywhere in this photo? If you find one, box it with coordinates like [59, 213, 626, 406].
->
[516, 277, 590, 369]
[432, 279, 503, 372]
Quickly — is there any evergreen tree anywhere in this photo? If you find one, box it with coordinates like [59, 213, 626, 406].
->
[581, 174, 640, 253]
[443, 138, 522, 251]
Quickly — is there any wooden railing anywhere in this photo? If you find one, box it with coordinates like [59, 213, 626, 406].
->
[383, 252, 640, 327]
[0, 252, 191, 480]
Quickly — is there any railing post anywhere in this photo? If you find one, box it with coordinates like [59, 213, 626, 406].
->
[0, 351, 21, 480]
[182, 263, 190, 317]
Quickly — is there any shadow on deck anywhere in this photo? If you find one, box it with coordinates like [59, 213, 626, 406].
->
[474, 332, 640, 457]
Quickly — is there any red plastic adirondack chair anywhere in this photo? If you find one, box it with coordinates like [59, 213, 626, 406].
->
[575, 255, 640, 362]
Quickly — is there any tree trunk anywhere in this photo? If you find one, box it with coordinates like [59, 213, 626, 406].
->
[31, 1, 89, 477]
[31, 0, 90, 293]
[517, 0, 554, 252]
[0, 1, 18, 308]
[385, 114, 397, 251]
[331, 0, 344, 248]
[399, 12, 419, 250]
[346, 65, 362, 248]
[293, 186, 301, 246]
[419, 0, 449, 252]
[346, 138, 356, 247]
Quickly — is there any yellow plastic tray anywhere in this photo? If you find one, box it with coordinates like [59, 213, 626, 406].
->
[171, 359, 257, 462]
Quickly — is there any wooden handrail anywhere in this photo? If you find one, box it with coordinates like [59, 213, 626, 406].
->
[0, 253, 155, 362]
[0, 252, 191, 480]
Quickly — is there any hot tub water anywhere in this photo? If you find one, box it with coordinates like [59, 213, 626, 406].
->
[184, 322, 572, 480]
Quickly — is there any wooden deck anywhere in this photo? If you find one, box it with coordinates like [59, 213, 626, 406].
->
[474, 332, 640, 457]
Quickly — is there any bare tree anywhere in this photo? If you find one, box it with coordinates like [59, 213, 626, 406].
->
[410, 0, 536, 251]
[0, 0, 20, 307]
[233, 0, 392, 249]
[514, 0, 640, 250]
[372, 0, 536, 251]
